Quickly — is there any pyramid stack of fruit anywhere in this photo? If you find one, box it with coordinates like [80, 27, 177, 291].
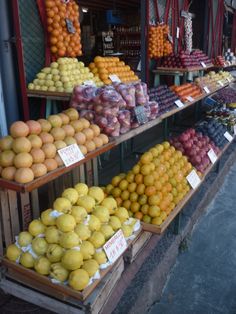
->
[148, 85, 178, 115]
[171, 83, 203, 102]
[89, 57, 139, 85]
[106, 141, 193, 226]
[0, 108, 109, 183]
[148, 24, 173, 58]
[195, 71, 233, 92]
[6, 183, 140, 291]
[213, 56, 226, 67]
[28, 58, 103, 93]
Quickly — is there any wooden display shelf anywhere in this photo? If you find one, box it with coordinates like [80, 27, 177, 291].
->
[141, 138, 234, 234]
[154, 64, 214, 74]
[0, 142, 114, 193]
[27, 89, 71, 101]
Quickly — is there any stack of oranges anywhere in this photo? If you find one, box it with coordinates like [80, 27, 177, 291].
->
[149, 24, 173, 59]
[45, 0, 82, 57]
[106, 142, 194, 226]
[89, 56, 139, 85]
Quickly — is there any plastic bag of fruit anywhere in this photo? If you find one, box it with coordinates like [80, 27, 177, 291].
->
[93, 86, 126, 109]
[148, 101, 159, 119]
[114, 83, 136, 109]
[70, 85, 97, 109]
[118, 110, 131, 134]
[134, 82, 149, 106]
[79, 110, 95, 122]
[95, 115, 120, 137]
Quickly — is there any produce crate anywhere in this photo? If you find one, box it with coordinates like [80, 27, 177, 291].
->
[124, 231, 152, 263]
[0, 257, 124, 314]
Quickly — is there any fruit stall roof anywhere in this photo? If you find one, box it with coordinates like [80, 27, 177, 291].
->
[78, 0, 140, 10]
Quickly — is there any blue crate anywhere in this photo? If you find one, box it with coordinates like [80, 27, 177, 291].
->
[106, 10, 123, 25]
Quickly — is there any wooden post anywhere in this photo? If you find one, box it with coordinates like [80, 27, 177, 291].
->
[30, 189, 40, 219]
[72, 167, 80, 186]
[85, 160, 94, 187]
[20, 192, 32, 230]
[92, 158, 99, 186]
[0, 189, 13, 247]
[48, 181, 55, 207]
[7, 190, 20, 237]
[79, 165, 85, 183]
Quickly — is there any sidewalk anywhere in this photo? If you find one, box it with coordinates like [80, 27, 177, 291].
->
[150, 162, 236, 314]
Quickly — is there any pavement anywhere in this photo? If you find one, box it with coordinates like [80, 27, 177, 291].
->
[149, 161, 236, 314]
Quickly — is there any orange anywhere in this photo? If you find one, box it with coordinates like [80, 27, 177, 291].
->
[111, 187, 121, 198]
[149, 147, 159, 157]
[122, 200, 131, 210]
[121, 190, 130, 201]
[154, 181, 162, 191]
[135, 174, 143, 185]
[105, 184, 113, 194]
[148, 195, 161, 206]
[136, 183, 145, 195]
[143, 215, 152, 224]
[130, 202, 140, 213]
[119, 179, 129, 191]
[134, 212, 143, 220]
[115, 197, 123, 206]
[112, 176, 121, 187]
[140, 164, 151, 176]
[143, 175, 154, 186]
[145, 186, 156, 197]
[160, 211, 167, 221]
[132, 164, 140, 175]
[148, 205, 161, 218]
[128, 182, 137, 193]
[141, 204, 149, 215]
[151, 217, 163, 226]
[126, 172, 135, 183]
[138, 195, 148, 205]
[129, 192, 138, 202]
[163, 141, 170, 149]
[140, 152, 153, 164]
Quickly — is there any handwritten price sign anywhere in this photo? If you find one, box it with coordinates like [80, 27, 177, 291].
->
[103, 229, 127, 263]
[58, 144, 84, 167]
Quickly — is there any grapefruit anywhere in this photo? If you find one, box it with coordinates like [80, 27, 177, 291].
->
[10, 121, 29, 138]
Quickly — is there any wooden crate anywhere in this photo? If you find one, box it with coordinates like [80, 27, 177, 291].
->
[124, 231, 152, 263]
[0, 258, 124, 314]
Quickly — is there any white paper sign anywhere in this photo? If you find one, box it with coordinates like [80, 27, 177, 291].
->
[201, 62, 207, 68]
[58, 144, 84, 167]
[103, 229, 127, 264]
[186, 170, 201, 189]
[186, 96, 194, 102]
[224, 131, 233, 142]
[207, 148, 217, 164]
[218, 81, 224, 87]
[204, 86, 210, 94]
[175, 100, 184, 108]
[137, 60, 141, 71]
[109, 74, 121, 83]
[226, 77, 231, 83]
[176, 27, 180, 38]
[83, 80, 96, 87]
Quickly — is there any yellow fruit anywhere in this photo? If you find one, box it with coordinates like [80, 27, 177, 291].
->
[32, 238, 48, 256]
[62, 188, 79, 205]
[53, 197, 72, 214]
[88, 214, 101, 231]
[56, 214, 76, 232]
[142, 215, 151, 224]
[62, 249, 83, 270]
[143, 175, 154, 186]
[140, 152, 153, 164]
[119, 179, 129, 191]
[28, 220, 45, 237]
[115, 207, 129, 223]
[148, 205, 161, 218]
[80, 241, 95, 260]
[82, 259, 99, 277]
[34, 257, 51, 275]
[75, 223, 91, 240]
[18, 231, 33, 247]
[88, 186, 105, 204]
[93, 250, 107, 265]
[69, 269, 89, 291]
[100, 224, 114, 240]
[6, 244, 21, 261]
[140, 164, 151, 176]
[121, 224, 133, 238]
[121, 190, 130, 201]
[77, 195, 96, 213]
[128, 182, 137, 193]
[20, 252, 35, 268]
[45, 226, 60, 244]
[46, 244, 63, 263]
[93, 205, 110, 223]
[109, 216, 122, 231]
[50, 263, 69, 282]
[151, 217, 163, 225]
[89, 231, 105, 248]
[74, 182, 89, 196]
[111, 175, 122, 187]
[101, 197, 117, 214]
[71, 206, 87, 223]
[132, 164, 140, 174]
[59, 231, 79, 249]
[41, 209, 56, 226]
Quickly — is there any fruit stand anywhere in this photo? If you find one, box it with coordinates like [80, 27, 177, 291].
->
[0, 0, 236, 313]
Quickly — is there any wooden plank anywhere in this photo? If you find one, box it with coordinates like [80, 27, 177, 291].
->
[79, 164, 86, 183]
[48, 181, 55, 206]
[0, 279, 83, 314]
[85, 258, 124, 313]
[124, 231, 152, 263]
[141, 139, 234, 234]
[0, 142, 115, 193]
[153, 64, 214, 73]
[0, 189, 12, 247]
[72, 167, 80, 186]
[27, 89, 71, 101]
[92, 158, 99, 186]
[30, 189, 40, 219]
[7, 190, 20, 237]
[20, 192, 32, 230]
[85, 160, 94, 187]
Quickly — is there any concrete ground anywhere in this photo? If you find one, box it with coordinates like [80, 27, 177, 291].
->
[149, 162, 236, 314]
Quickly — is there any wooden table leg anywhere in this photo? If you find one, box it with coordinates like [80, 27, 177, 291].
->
[8, 190, 20, 237]
[31, 189, 40, 219]
[92, 158, 99, 186]
[0, 189, 13, 247]
[20, 192, 32, 230]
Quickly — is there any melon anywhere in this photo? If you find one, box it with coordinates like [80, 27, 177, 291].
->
[10, 121, 29, 138]
[37, 119, 52, 132]
[30, 148, 45, 163]
[0, 150, 15, 167]
[26, 120, 42, 135]
[39, 132, 54, 144]
[62, 125, 75, 137]
[12, 137, 32, 153]
[0, 136, 13, 151]
[42, 143, 57, 159]
[31, 163, 47, 177]
[1, 166, 16, 180]
[14, 152, 33, 168]
[44, 159, 58, 171]
[14, 168, 34, 183]
[27, 134, 42, 149]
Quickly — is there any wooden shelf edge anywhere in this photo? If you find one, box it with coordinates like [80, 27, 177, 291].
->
[141, 138, 234, 234]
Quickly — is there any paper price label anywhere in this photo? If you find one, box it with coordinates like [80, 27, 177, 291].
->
[218, 81, 224, 87]
[186, 170, 201, 189]
[65, 18, 75, 34]
[58, 144, 84, 167]
[203, 86, 210, 94]
[207, 148, 217, 164]
[83, 80, 96, 87]
[201, 62, 207, 68]
[224, 131, 233, 142]
[226, 77, 231, 83]
[134, 106, 148, 124]
[175, 100, 184, 108]
[186, 96, 194, 102]
[176, 27, 180, 38]
[103, 229, 127, 264]
[109, 74, 121, 83]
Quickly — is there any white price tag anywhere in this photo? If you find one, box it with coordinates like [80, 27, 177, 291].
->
[83, 80, 96, 86]
[109, 74, 121, 83]
[186, 170, 201, 189]
[175, 100, 185, 108]
[186, 96, 194, 102]
[207, 148, 217, 164]
[176, 27, 180, 38]
[201, 62, 207, 68]
[137, 60, 141, 71]
[234, 125, 236, 136]
[224, 131, 233, 142]
[103, 229, 127, 264]
[58, 144, 84, 167]
[218, 80, 224, 87]
[226, 77, 231, 83]
[203, 86, 210, 94]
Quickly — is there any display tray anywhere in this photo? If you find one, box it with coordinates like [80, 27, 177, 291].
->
[153, 64, 214, 73]
[141, 139, 234, 234]
[0, 142, 114, 193]
[1, 228, 142, 302]
[27, 89, 71, 101]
